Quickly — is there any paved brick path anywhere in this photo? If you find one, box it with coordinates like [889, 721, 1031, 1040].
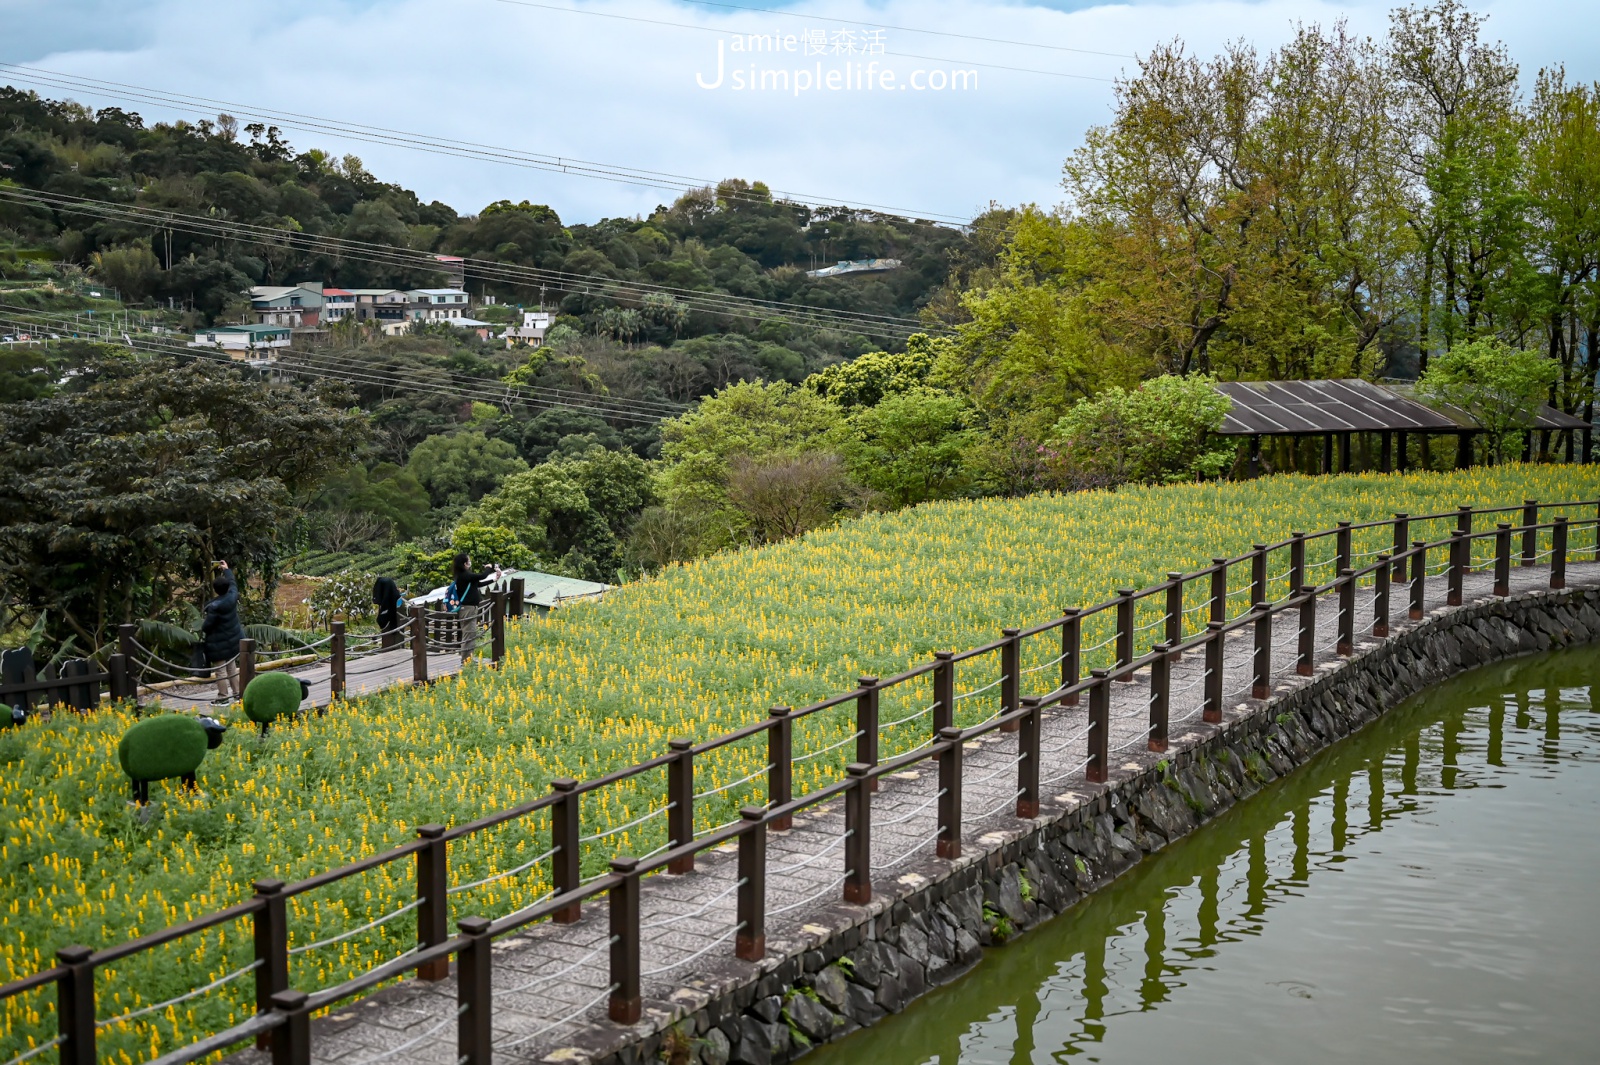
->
[228, 563, 1593, 1065]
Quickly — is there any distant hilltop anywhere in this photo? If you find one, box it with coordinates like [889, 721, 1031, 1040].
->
[806, 257, 902, 278]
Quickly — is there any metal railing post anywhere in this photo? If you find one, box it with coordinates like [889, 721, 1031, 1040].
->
[551, 778, 581, 924]
[1210, 558, 1228, 624]
[269, 989, 311, 1065]
[844, 765, 873, 903]
[1410, 541, 1427, 620]
[490, 591, 506, 665]
[1018, 696, 1042, 816]
[1447, 530, 1466, 606]
[1164, 574, 1184, 662]
[329, 620, 346, 702]
[999, 627, 1021, 732]
[252, 878, 288, 1050]
[1392, 514, 1409, 583]
[1115, 589, 1135, 680]
[1203, 623, 1224, 724]
[1252, 601, 1272, 699]
[1297, 585, 1316, 676]
[1061, 609, 1081, 706]
[932, 652, 954, 731]
[238, 637, 256, 693]
[1149, 643, 1170, 753]
[736, 807, 767, 960]
[509, 576, 525, 619]
[855, 677, 879, 792]
[608, 858, 642, 1024]
[1337, 568, 1356, 655]
[1086, 671, 1110, 783]
[1552, 517, 1568, 589]
[457, 917, 493, 1065]
[416, 824, 449, 981]
[667, 738, 694, 874]
[55, 945, 95, 1065]
[1494, 524, 1512, 596]
[936, 726, 963, 859]
[768, 706, 793, 831]
[410, 606, 428, 684]
[1374, 554, 1391, 636]
[1522, 500, 1539, 565]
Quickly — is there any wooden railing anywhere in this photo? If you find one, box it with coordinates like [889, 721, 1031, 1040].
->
[1, 504, 1597, 1065]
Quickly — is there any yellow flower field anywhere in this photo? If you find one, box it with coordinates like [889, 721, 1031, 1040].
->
[1, 465, 1597, 1062]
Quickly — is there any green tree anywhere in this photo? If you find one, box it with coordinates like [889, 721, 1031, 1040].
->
[806, 334, 945, 408]
[1416, 338, 1560, 463]
[88, 242, 161, 301]
[1049, 375, 1234, 485]
[393, 524, 538, 594]
[404, 431, 527, 508]
[840, 388, 978, 507]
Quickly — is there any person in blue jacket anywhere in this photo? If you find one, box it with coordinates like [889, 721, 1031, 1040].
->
[201, 561, 243, 703]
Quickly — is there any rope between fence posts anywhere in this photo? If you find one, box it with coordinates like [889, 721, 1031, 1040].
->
[695, 763, 776, 799]
[967, 788, 1025, 822]
[642, 924, 745, 977]
[496, 984, 620, 1051]
[875, 788, 947, 828]
[794, 730, 866, 763]
[133, 655, 238, 683]
[501, 937, 619, 996]
[772, 876, 849, 916]
[96, 960, 262, 1029]
[1305, 556, 1337, 571]
[289, 900, 422, 955]
[449, 846, 560, 896]
[884, 829, 941, 869]
[769, 833, 851, 875]
[1183, 600, 1210, 616]
[1109, 723, 1157, 754]
[345, 1005, 466, 1065]
[1040, 757, 1092, 787]
[966, 752, 1025, 788]
[1020, 651, 1067, 675]
[1134, 615, 1164, 634]
[954, 675, 1004, 701]
[1082, 631, 1117, 654]
[1043, 721, 1093, 754]
[640, 879, 746, 934]
[2, 1035, 63, 1065]
[880, 703, 935, 729]
[579, 804, 674, 843]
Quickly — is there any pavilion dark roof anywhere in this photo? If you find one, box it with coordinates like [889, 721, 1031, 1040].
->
[1213, 379, 1588, 435]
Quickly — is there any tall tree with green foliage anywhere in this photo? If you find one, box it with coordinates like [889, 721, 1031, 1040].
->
[1417, 338, 1560, 463]
[1050, 375, 1234, 485]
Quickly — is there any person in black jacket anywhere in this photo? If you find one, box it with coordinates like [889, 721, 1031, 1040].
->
[372, 576, 406, 648]
[451, 553, 500, 660]
[201, 562, 244, 703]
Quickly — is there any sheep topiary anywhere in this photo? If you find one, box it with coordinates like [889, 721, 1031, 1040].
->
[243, 671, 308, 734]
[118, 713, 228, 804]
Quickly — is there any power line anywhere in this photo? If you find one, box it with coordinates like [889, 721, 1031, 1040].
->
[0, 185, 933, 338]
[0, 64, 975, 228]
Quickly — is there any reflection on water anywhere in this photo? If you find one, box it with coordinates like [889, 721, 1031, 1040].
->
[810, 646, 1600, 1065]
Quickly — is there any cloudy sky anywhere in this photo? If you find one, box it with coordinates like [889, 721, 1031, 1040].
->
[2, 0, 1595, 225]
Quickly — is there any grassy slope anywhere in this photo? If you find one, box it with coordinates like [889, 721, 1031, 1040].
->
[2, 465, 1597, 1059]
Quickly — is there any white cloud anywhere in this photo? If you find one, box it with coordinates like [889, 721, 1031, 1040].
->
[3, 0, 1597, 224]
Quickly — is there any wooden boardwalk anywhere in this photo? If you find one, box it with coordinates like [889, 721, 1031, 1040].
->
[144, 646, 467, 712]
[223, 562, 1597, 1065]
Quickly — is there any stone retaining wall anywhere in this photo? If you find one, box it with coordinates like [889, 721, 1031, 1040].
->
[581, 585, 1600, 1065]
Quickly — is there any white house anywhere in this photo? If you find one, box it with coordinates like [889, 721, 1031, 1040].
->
[502, 311, 551, 349]
[406, 289, 472, 321]
[188, 324, 293, 358]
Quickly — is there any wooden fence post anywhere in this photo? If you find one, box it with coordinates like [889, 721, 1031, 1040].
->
[410, 607, 428, 685]
[1494, 524, 1511, 596]
[269, 988, 311, 1065]
[999, 627, 1020, 733]
[238, 637, 256, 693]
[1337, 568, 1356, 655]
[1410, 541, 1427, 620]
[1447, 531, 1466, 606]
[1164, 573, 1183, 662]
[855, 677, 879, 791]
[936, 726, 963, 859]
[736, 807, 767, 960]
[1203, 623, 1224, 724]
[1086, 671, 1110, 783]
[1018, 696, 1042, 816]
[55, 945, 95, 1065]
[1296, 585, 1316, 676]
[932, 652, 954, 731]
[1148, 644, 1169, 753]
[768, 707, 793, 831]
[490, 591, 506, 665]
[844, 764, 873, 904]
[667, 738, 695, 874]
[1552, 517, 1568, 589]
[330, 621, 346, 703]
[456, 916, 493, 1065]
[1252, 601, 1272, 699]
[1289, 533, 1307, 596]
[1209, 558, 1228, 624]
[1061, 609, 1081, 706]
[1114, 589, 1135, 680]
[1392, 514, 1409, 583]
[1521, 500, 1539, 565]
[551, 778, 581, 924]
[1373, 554, 1391, 636]
[252, 878, 288, 1051]
[608, 858, 642, 1024]
[108, 652, 131, 704]
[1251, 544, 1268, 607]
[509, 576, 526, 619]
[1336, 521, 1353, 575]
[416, 825, 449, 981]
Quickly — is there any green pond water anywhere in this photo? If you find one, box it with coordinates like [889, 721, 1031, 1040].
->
[812, 644, 1600, 1064]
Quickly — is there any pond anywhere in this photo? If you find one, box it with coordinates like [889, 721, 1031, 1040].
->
[810, 644, 1600, 1065]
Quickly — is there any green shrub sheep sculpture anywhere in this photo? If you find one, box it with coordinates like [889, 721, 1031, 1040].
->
[243, 671, 309, 735]
[118, 713, 228, 803]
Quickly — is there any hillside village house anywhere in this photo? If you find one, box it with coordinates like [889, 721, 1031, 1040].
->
[406, 289, 471, 321]
[250, 284, 324, 327]
[186, 324, 292, 361]
[502, 310, 550, 348]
